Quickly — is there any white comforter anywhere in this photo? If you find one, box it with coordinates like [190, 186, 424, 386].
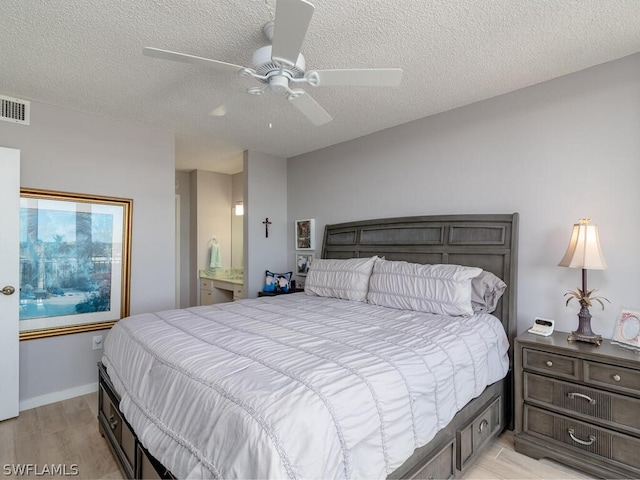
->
[103, 293, 509, 479]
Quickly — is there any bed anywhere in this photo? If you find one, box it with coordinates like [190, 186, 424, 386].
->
[98, 213, 519, 479]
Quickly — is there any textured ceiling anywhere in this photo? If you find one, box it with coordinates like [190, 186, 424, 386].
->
[1, 1, 639, 174]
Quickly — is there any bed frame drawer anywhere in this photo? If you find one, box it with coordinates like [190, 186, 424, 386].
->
[456, 396, 501, 471]
[137, 444, 174, 480]
[98, 363, 175, 480]
[98, 384, 135, 478]
[408, 441, 454, 480]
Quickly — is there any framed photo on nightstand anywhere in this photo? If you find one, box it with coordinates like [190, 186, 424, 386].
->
[611, 308, 640, 350]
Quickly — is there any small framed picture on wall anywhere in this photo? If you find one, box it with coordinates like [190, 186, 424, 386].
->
[295, 253, 314, 276]
[295, 219, 315, 250]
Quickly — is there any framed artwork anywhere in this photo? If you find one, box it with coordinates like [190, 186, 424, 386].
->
[19, 188, 132, 340]
[611, 308, 640, 350]
[295, 253, 314, 276]
[295, 219, 315, 250]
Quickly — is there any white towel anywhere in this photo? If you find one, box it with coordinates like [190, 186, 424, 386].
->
[209, 244, 221, 268]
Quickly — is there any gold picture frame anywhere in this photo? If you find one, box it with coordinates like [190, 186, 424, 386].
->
[19, 188, 132, 340]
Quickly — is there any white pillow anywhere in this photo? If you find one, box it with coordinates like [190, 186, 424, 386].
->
[305, 256, 378, 302]
[471, 270, 507, 313]
[367, 258, 482, 316]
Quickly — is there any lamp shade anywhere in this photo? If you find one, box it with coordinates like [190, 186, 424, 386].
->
[558, 219, 607, 270]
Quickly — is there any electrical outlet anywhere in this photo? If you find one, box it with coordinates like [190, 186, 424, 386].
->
[92, 335, 103, 350]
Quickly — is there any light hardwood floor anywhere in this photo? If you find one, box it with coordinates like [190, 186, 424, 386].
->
[0, 393, 591, 479]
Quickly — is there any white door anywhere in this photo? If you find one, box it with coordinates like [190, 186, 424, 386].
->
[0, 147, 20, 421]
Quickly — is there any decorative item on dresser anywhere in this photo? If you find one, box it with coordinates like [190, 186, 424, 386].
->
[611, 308, 640, 351]
[514, 330, 640, 478]
[558, 218, 609, 345]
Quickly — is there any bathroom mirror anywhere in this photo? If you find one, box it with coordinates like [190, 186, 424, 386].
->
[231, 202, 243, 268]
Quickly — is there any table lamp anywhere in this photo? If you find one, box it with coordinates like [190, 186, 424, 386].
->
[558, 218, 608, 345]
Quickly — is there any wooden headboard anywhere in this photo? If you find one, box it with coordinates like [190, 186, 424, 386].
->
[321, 213, 519, 361]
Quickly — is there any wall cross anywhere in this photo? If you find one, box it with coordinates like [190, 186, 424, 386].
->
[262, 217, 272, 238]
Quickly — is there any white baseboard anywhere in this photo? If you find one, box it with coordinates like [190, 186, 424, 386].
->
[19, 382, 98, 411]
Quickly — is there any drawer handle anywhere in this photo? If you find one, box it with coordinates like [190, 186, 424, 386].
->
[108, 414, 118, 430]
[568, 428, 596, 446]
[478, 419, 489, 433]
[613, 374, 621, 382]
[546, 361, 553, 367]
[567, 392, 596, 405]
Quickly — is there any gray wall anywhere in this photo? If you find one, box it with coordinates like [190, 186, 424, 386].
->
[245, 150, 288, 298]
[0, 101, 175, 408]
[287, 53, 640, 338]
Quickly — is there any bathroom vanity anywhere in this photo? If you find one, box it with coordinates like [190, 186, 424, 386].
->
[199, 269, 244, 305]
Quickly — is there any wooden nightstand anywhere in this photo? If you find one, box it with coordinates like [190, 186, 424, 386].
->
[258, 289, 304, 297]
[514, 330, 640, 478]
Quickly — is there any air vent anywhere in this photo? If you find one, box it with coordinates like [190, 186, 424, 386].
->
[0, 95, 30, 125]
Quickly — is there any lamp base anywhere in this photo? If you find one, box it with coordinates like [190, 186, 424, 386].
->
[567, 331, 602, 346]
[567, 305, 602, 346]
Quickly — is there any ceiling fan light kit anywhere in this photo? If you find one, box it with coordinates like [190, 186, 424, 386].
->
[142, 0, 403, 125]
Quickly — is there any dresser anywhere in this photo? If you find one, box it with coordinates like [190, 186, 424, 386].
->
[514, 331, 640, 478]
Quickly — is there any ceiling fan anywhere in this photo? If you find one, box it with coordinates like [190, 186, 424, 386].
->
[142, 0, 403, 126]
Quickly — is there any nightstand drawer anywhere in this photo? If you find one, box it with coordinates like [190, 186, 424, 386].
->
[523, 405, 640, 471]
[585, 361, 640, 397]
[524, 372, 640, 435]
[523, 348, 579, 380]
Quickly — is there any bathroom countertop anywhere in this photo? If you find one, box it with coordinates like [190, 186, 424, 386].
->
[199, 268, 244, 285]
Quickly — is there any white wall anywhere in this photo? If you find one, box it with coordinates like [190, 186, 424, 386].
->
[287, 53, 640, 338]
[189, 170, 234, 304]
[0, 101, 175, 408]
[193, 170, 232, 269]
[176, 170, 192, 308]
[244, 150, 288, 298]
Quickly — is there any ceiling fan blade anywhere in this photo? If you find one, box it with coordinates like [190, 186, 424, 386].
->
[271, 0, 314, 66]
[312, 68, 404, 87]
[287, 90, 332, 126]
[209, 94, 253, 117]
[143, 47, 245, 74]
